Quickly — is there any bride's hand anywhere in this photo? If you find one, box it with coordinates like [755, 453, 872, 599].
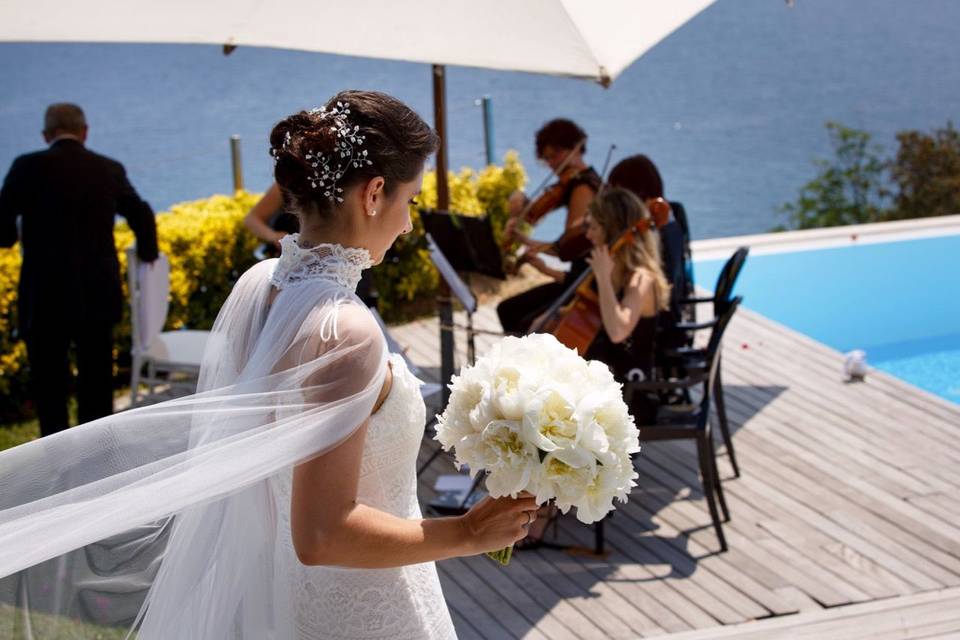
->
[458, 492, 539, 555]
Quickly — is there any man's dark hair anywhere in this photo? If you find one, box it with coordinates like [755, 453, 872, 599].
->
[44, 103, 87, 135]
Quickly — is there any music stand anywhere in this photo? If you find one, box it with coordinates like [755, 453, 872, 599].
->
[419, 211, 505, 514]
[419, 209, 506, 280]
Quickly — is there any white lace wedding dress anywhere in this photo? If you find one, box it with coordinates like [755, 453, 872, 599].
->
[271, 237, 458, 640]
[0, 234, 459, 639]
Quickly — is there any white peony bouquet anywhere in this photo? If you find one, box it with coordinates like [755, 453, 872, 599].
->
[434, 333, 641, 564]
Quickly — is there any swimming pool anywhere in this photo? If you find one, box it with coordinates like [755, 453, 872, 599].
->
[694, 226, 959, 404]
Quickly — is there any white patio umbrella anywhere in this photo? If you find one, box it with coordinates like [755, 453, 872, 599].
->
[0, 0, 716, 386]
[0, 0, 716, 204]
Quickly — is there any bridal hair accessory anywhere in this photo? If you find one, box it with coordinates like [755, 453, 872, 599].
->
[271, 102, 374, 203]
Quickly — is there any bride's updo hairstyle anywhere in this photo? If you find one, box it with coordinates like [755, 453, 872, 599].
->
[270, 90, 439, 220]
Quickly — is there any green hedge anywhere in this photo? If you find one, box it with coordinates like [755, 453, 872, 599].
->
[0, 153, 526, 427]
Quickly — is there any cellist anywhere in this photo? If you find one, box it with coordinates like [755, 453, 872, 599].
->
[496, 119, 601, 334]
[582, 188, 672, 423]
[515, 187, 672, 551]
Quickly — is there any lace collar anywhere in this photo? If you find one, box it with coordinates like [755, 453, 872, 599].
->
[270, 233, 373, 292]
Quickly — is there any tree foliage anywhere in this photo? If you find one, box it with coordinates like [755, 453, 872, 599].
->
[779, 121, 889, 230]
[889, 121, 960, 220]
[780, 120, 960, 230]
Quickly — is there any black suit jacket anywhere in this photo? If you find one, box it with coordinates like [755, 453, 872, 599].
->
[0, 139, 158, 335]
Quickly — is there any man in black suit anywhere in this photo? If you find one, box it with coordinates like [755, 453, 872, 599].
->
[0, 103, 158, 436]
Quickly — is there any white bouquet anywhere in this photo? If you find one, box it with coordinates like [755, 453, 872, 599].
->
[434, 334, 641, 564]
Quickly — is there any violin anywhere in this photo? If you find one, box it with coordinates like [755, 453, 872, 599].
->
[501, 138, 588, 253]
[530, 216, 655, 355]
[521, 165, 584, 225]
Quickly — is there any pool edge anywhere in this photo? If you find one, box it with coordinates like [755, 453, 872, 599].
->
[692, 214, 960, 261]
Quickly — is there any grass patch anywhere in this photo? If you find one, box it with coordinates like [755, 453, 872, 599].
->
[0, 420, 38, 452]
[0, 604, 129, 640]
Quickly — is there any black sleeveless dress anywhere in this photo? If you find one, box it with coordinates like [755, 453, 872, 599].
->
[585, 286, 661, 425]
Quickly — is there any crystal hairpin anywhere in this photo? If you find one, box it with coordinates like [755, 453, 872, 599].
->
[269, 102, 373, 203]
[305, 102, 373, 203]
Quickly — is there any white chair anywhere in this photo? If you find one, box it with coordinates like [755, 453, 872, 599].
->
[127, 246, 210, 407]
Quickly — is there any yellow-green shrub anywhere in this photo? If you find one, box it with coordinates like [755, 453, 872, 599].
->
[0, 247, 28, 420]
[375, 151, 526, 318]
[0, 154, 526, 422]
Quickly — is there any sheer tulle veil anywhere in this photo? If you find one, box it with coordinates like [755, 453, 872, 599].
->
[0, 239, 388, 638]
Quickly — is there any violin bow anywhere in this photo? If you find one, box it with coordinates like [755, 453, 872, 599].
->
[597, 143, 618, 195]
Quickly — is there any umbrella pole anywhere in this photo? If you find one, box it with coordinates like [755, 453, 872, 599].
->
[433, 64, 455, 406]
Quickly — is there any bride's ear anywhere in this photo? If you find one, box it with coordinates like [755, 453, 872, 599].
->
[361, 176, 386, 217]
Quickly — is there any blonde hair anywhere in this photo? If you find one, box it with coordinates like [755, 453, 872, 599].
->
[588, 188, 671, 311]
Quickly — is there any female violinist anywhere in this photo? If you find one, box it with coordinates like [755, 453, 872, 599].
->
[496, 119, 601, 335]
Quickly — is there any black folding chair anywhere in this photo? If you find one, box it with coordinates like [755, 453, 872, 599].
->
[662, 247, 749, 478]
[624, 296, 743, 553]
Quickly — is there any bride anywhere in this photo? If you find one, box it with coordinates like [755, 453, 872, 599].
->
[0, 90, 538, 639]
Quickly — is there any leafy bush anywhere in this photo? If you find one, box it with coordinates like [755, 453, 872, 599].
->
[374, 151, 526, 319]
[778, 122, 889, 230]
[779, 121, 960, 230]
[0, 154, 526, 426]
[889, 122, 960, 220]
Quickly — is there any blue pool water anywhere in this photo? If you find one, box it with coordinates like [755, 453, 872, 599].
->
[695, 234, 960, 404]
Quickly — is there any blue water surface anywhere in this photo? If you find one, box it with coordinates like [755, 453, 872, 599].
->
[695, 235, 960, 403]
[2, 0, 960, 241]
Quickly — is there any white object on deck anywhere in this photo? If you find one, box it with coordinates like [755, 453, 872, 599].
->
[844, 349, 868, 380]
[0, 0, 716, 85]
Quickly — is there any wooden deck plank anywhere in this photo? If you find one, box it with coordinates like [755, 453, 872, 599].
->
[721, 340, 960, 490]
[392, 298, 960, 639]
[740, 425, 960, 573]
[420, 457, 609, 639]
[534, 545, 669, 637]
[437, 565, 517, 639]
[731, 312, 960, 448]
[459, 552, 584, 640]
[641, 441, 880, 604]
[508, 549, 641, 639]
[553, 515, 720, 631]
[598, 492, 783, 620]
[608, 481, 798, 617]
[650, 587, 960, 640]
[654, 429, 949, 599]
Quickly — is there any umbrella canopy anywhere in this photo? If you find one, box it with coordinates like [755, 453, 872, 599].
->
[0, 0, 715, 86]
[1, 0, 717, 388]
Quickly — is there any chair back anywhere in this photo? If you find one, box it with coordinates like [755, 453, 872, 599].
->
[712, 247, 749, 316]
[698, 296, 742, 417]
[126, 246, 170, 354]
[669, 201, 694, 295]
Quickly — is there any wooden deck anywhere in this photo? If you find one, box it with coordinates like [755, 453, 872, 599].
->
[390, 301, 960, 639]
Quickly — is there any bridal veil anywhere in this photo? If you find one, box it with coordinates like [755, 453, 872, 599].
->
[0, 249, 389, 638]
